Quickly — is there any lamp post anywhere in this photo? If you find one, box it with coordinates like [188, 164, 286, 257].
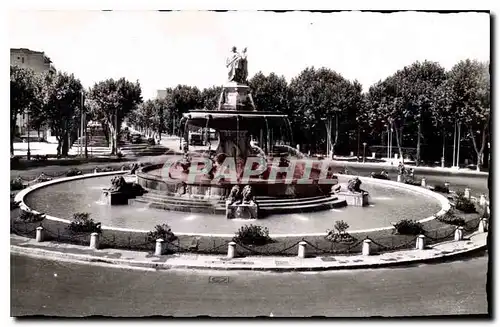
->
[363, 142, 367, 163]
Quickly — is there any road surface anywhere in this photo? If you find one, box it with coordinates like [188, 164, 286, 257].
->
[11, 253, 489, 317]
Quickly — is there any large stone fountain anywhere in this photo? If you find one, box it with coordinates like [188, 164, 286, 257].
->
[133, 47, 350, 218]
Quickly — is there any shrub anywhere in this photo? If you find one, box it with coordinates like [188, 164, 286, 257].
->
[404, 179, 420, 186]
[326, 221, 356, 243]
[147, 224, 176, 243]
[371, 172, 390, 180]
[10, 178, 25, 191]
[437, 210, 466, 226]
[432, 183, 449, 193]
[334, 220, 349, 234]
[68, 212, 101, 234]
[18, 210, 45, 223]
[66, 168, 83, 177]
[455, 194, 476, 213]
[11, 155, 21, 166]
[234, 224, 272, 246]
[393, 219, 425, 235]
[147, 138, 156, 146]
[10, 197, 21, 211]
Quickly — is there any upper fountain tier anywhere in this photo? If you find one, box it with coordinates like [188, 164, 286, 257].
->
[185, 46, 288, 124]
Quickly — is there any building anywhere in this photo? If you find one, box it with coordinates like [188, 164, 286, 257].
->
[10, 48, 56, 74]
[11, 48, 57, 142]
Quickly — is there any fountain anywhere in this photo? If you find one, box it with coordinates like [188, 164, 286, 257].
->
[133, 46, 349, 218]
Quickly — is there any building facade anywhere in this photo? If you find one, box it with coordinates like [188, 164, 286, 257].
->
[11, 48, 57, 141]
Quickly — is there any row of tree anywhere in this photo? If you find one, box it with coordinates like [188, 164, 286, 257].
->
[11, 58, 490, 169]
[10, 66, 142, 156]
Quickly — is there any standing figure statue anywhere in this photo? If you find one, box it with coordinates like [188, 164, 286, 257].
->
[226, 46, 248, 84]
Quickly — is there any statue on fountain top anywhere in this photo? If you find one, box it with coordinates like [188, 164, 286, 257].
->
[226, 46, 248, 84]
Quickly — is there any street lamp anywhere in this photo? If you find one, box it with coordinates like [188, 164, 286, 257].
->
[363, 142, 367, 163]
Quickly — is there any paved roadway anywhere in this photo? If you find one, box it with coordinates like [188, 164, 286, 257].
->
[11, 253, 488, 317]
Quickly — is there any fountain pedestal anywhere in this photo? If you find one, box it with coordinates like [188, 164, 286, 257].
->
[102, 191, 130, 205]
[220, 82, 255, 111]
[337, 191, 369, 207]
[226, 202, 259, 219]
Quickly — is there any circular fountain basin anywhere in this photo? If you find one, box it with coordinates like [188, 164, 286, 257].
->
[22, 173, 442, 235]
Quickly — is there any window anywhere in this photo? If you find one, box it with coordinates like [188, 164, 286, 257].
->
[21, 57, 24, 63]
[17, 57, 20, 59]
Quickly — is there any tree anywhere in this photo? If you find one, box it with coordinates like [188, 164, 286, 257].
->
[41, 72, 84, 156]
[201, 85, 223, 110]
[365, 75, 407, 162]
[87, 78, 142, 155]
[248, 72, 288, 112]
[10, 66, 41, 155]
[398, 61, 447, 165]
[129, 98, 167, 139]
[447, 60, 490, 170]
[163, 85, 202, 137]
[288, 67, 363, 157]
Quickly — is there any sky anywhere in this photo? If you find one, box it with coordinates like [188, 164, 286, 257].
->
[9, 10, 490, 100]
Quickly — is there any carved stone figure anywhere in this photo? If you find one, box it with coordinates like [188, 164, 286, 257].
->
[176, 182, 187, 196]
[226, 185, 241, 205]
[241, 185, 254, 204]
[110, 176, 127, 192]
[226, 46, 248, 84]
[347, 177, 363, 194]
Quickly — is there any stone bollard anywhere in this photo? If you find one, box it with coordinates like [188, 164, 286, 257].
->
[464, 188, 471, 199]
[454, 226, 464, 241]
[397, 174, 402, 183]
[371, 152, 376, 159]
[478, 218, 488, 233]
[94, 168, 99, 174]
[297, 241, 307, 259]
[362, 239, 372, 256]
[350, 151, 354, 157]
[416, 235, 426, 250]
[421, 177, 426, 187]
[479, 194, 487, 206]
[90, 232, 100, 250]
[35, 226, 45, 242]
[227, 241, 236, 259]
[444, 182, 450, 189]
[155, 239, 165, 256]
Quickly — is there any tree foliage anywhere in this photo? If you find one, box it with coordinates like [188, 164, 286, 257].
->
[248, 72, 288, 112]
[42, 72, 84, 156]
[87, 78, 142, 154]
[10, 66, 42, 154]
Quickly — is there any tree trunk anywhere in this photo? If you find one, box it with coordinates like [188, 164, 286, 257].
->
[469, 124, 488, 172]
[392, 121, 404, 164]
[441, 126, 446, 167]
[62, 132, 69, 156]
[56, 136, 62, 157]
[108, 122, 116, 155]
[416, 116, 421, 166]
[331, 115, 339, 160]
[10, 122, 15, 156]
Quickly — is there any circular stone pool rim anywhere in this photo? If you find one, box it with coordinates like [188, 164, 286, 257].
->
[14, 171, 451, 238]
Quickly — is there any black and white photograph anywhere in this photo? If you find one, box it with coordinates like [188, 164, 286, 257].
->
[8, 4, 492, 318]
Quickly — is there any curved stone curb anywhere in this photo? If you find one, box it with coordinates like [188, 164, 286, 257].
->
[10, 232, 487, 272]
[14, 171, 451, 238]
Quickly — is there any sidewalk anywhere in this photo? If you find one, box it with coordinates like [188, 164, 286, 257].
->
[10, 232, 487, 272]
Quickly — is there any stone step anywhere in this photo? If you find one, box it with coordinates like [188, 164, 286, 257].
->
[131, 196, 346, 215]
[135, 192, 344, 214]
